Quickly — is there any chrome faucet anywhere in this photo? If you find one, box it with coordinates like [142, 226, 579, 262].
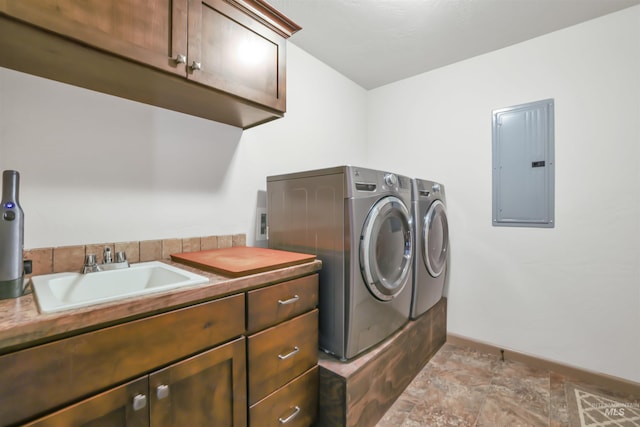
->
[82, 247, 130, 273]
[82, 254, 101, 274]
[103, 247, 113, 264]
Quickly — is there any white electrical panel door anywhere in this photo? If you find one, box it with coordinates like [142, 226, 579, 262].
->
[492, 99, 555, 228]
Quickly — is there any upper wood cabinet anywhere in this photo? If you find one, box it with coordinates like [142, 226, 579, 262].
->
[188, 0, 287, 111]
[0, 0, 300, 128]
[0, 0, 189, 76]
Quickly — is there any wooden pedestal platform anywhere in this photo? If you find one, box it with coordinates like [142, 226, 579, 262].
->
[316, 297, 447, 427]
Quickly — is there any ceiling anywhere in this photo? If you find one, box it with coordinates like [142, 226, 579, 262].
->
[268, 0, 640, 90]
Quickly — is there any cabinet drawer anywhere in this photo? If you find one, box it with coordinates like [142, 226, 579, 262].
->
[247, 274, 318, 333]
[247, 309, 318, 405]
[249, 366, 318, 427]
[0, 293, 245, 426]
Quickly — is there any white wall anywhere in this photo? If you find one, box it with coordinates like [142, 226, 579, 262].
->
[0, 44, 367, 248]
[1, 5, 637, 384]
[367, 6, 640, 382]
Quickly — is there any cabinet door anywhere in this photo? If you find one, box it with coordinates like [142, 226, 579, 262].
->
[23, 377, 149, 427]
[1, 0, 188, 75]
[187, 0, 287, 111]
[149, 337, 247, 427]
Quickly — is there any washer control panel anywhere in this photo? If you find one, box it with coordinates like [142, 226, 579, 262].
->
[384, 173, 398, 187]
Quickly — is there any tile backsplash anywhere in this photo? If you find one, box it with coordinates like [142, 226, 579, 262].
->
[23, 234, 247, 277]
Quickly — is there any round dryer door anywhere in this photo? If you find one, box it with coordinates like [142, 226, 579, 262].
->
[360, 196, 413, 301]
[423, 200, 449, 277]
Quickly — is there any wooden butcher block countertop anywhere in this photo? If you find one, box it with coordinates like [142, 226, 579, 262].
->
[0, 247, 321, 354]
[171, 246, 316, 277]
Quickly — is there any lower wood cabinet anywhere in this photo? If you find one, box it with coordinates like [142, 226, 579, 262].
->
[0, 294, 245, 426]
[246, 274, 319, 427]
[0, 272, 319, 427]
[24, 337, 247, 427]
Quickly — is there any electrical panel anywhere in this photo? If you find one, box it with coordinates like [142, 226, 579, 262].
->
[492, 99, 555, 228]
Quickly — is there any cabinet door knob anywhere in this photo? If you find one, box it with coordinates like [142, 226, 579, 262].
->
[175, 54, 187, 64]
[278, 406, 300, 424]
[278, 295, 300, 305]
[191, 61, 202, 71]
[156, 384, 170, 400]
[277, 346, 299, 360]
[132, 394, 147, 411]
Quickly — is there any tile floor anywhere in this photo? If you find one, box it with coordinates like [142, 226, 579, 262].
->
[376, 342, 640, 427]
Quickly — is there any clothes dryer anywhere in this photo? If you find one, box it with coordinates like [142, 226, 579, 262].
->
[410, 178, 449, 319]
[267, 166, 413, 360]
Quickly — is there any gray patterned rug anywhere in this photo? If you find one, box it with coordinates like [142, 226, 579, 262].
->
[566, 382, 640, 427]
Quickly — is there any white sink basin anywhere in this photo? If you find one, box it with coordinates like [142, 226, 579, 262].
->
[31, 261, 209, 313]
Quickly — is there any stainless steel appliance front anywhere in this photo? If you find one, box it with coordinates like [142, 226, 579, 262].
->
[410, 178, 449, 319]
[267, 166, 413, 360]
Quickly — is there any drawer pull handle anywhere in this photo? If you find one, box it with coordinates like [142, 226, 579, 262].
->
[132, 394, 147, 411]
[278, 295, 300, 305]
[156, 384, 170, 400]
[278, 406, 301, 424]
[278, 346, 300, 360]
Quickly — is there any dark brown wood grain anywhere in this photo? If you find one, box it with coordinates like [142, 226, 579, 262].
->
[23, 377, 150, 427]
[188, 0, 287, 111]
[0, 0, 301, 128]
[0, 294, 245, 426]
[316, 368, 347, 426]
[246, 274, 318, 333]
[149, 337, 247, 427]
[1, 0, 188, 76]
[249, 366, 318, 427]
[23, 338, 247, 427]
[316, 297, 447, 427]
[247, 309, 318, 405]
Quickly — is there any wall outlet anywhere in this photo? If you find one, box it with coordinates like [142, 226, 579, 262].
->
[255, 208, 267, 241]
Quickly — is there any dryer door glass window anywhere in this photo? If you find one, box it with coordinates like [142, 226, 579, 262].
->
[423, 200, 448, 277]
[360, 196, 413, 301]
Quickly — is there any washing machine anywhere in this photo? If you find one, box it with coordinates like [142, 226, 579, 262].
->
[410, 178, 449, 319]
[267, 166, 413, 360]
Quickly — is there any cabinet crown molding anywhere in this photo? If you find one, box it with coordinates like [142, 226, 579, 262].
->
[230, 0, 302, 38]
